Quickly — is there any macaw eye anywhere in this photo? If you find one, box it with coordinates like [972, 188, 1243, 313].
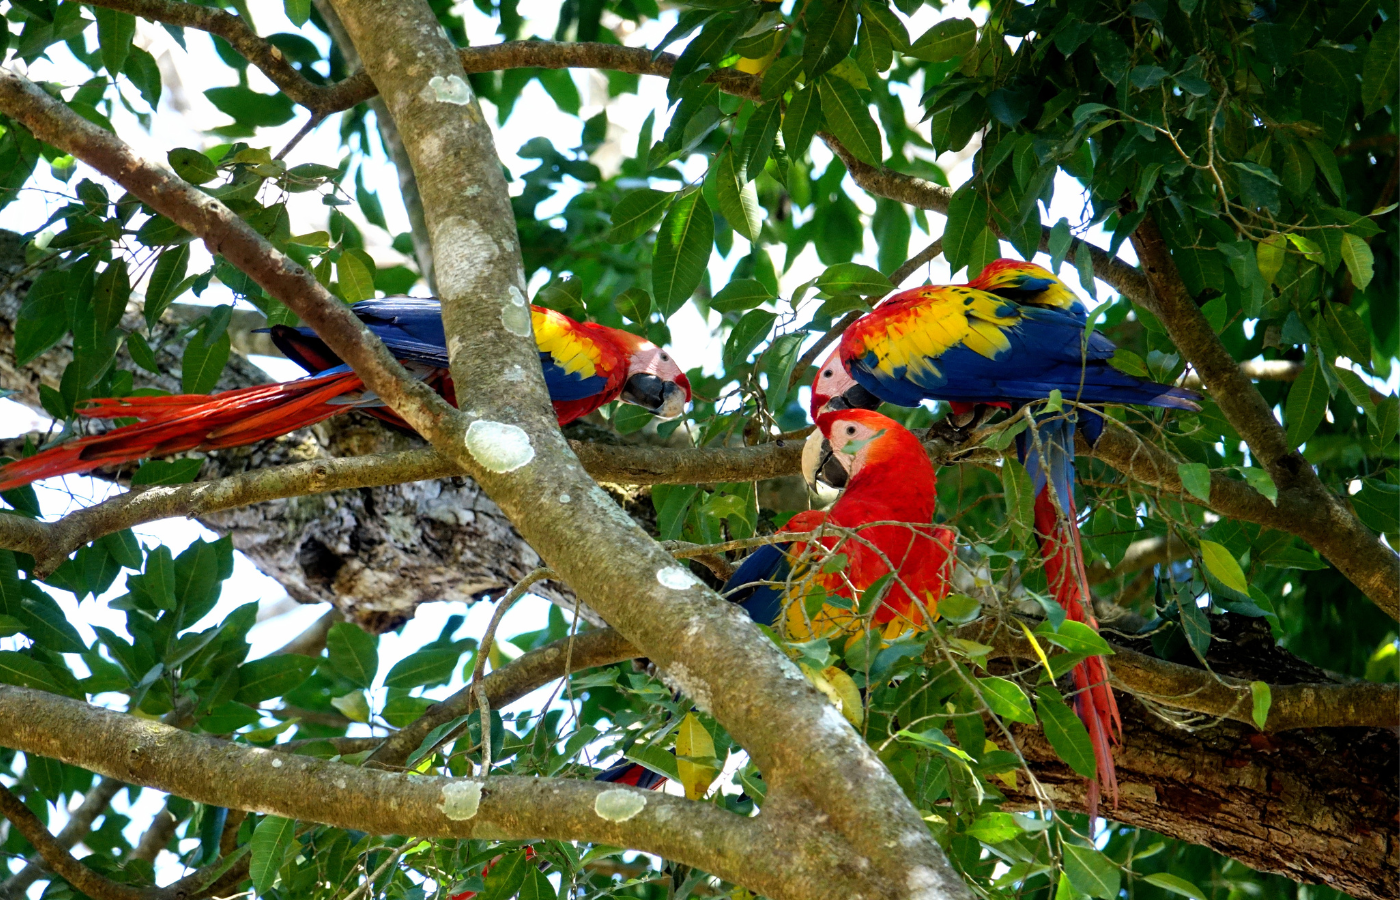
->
[822, 370, 832, 378]
[845, 425, 856, 436]
[660, 353, 669, 362]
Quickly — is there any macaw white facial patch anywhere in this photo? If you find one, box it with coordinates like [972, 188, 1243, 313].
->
[428, 74, 473, 105]
[594, 789, 646, 822]
[464, 421, 534, 473]
[439, 780, 482, 820]
[656, 566, 700, 590]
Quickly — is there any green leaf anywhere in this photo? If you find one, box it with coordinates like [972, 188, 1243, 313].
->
[248, 815, 296, 894]
[93, 7, 135, 75]
[723, 309, 777, 370]
[517, 868, 555, 900]
[1036, 620, 1113, 656]
[124, 47, 162, 109]
[234, 655, 317, 704]
[1238, 467, 1278, 505]
[1074, 241, 1096, 299]
[652, 189, 714, 317]
[711, 279, 775, 313]
[1177, 462, 1211, 503]
[782, 83, 823, 160]
[1250, 680, 1271, 731]
[909, 18, 976, 62]
[817, 76, 882, 166]
[132, 458, 202, 486]
[126, 330, 159, 374]
[763, 331, 806, 411]
[802, 0, 859, 82]
[1036, 687, 1097, 779]
[1063, 844, 1121, 899]
[204, 86, 296, 129]
[1284, 353, 1328, 447]
[1256, 234, 1286, 285]
[977, 676, 1035, 723]
[182, 326, 230, 394]
[0, 651, 73, 696]
[1324, 303, 1373, 365]
[761, 55, 803, 101]
[715, 148, 761, 242]
[1353, 479, 1400, 535]
[1362, 17, 1399, 115]
[479, 850, 530, 900]
[1177, 591, 1212, 654]
[737, 101, 782, 182]
[327, 622, 378, 689]
[167, 147, 218, 185]
[336, 252, 375, 303]
[18, 591, 86, 653]
[383, 647, 461, 689]
[1199, 539, 1248, 595]
[614, 287, 652, 323]
[284, 0, 311, 27]
[1047, 219, 1073, 272]
[815, 262, 893, 297]
[92, 260, 130, 333]
[937, 593, 981, 625]
[1339, 234, 1374, 291]
[14, 270, 68, 366]
[1000, 458, 1035, 544]
[943, 182, 989, 273]
[966, 811, 1022, 843]
[967, 227, 1000, 281]
[1143, 873, 1207, 900]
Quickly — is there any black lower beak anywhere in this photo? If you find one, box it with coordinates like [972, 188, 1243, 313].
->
[815, 440, 849, 491]
[621, 374, 688, 420]
[827, 382, 881, 412]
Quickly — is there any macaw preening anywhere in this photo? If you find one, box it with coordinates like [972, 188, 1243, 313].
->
[808, 259, 1202, 818]
[595, 409, 958, 795]
[0, 299, 691, 491]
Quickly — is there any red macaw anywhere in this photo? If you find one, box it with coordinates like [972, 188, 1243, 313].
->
[808, 259, 1202, 819]
[596, 409, 958, 794]
[0, 299, 691, 491]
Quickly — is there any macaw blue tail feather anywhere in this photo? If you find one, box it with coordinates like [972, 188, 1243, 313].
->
[722, 542, 792, 629]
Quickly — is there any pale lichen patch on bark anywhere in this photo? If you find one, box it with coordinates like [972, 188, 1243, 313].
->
[656, 566, 700, 591]
[464, 420, 534, 473]
[426, 74, 473, 105]
[439, 780, 482, 820]
[433, 217, 499, 301]
[594, 788, 646, 822]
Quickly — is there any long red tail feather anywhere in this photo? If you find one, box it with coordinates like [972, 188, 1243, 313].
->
[0, 371, 363, 491]
[1033, 489, 1120, 822]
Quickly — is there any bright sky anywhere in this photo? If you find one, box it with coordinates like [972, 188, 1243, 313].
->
[0, 1, 1166, 890]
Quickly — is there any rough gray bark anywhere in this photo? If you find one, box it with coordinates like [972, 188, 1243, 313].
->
[0, 229, 564, 631]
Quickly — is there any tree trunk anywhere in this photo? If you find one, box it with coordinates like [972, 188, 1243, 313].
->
[0, 229, 569, 631]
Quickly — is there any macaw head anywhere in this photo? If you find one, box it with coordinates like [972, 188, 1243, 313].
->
[808, 346, 882, 421]
[803, 408, 913, 493]
[969, 259, 1085, 314]
[615, 333, 692, 420]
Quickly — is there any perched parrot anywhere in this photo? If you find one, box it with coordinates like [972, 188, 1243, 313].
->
[0, 299, 691, 491]
[809, 259, 1202, 819]
[595, 409, 958, 794]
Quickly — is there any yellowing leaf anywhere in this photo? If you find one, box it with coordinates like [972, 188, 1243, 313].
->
[1199, 540, 1249, 595]
[983, 739, 1018, 789]
[676, 712, 718, 801]
[822, 666, 864, 728]
[1017, 619, 1052, 673]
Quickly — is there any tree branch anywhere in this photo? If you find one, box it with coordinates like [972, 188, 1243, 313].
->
[1131, 216, 1398, 618]
[0, 685, 874, 900]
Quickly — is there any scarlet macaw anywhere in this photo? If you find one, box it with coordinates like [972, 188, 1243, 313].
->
[596, 409, 958, 793]
[809, 259, 1201, 818]
[0, 299, 690, 491]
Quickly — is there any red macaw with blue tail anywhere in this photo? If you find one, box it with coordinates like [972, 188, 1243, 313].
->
[0, 299, 690, 491]
[809, 259, 1201, 819]
[596, 409, 957, 792]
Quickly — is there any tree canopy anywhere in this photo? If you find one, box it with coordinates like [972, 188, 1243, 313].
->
[0, 0, 1395, 899]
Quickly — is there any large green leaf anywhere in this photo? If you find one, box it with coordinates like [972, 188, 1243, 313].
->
[14, 269, 68, 366]
[909, 18, 977, 61]
[93, 7, 135, 75]
[802, 0, 859, 82]
[1284, 353, 1328, 447]
[1063, 844, 1121, 899]
[383, 647, 462, 689]
[1362, 17, 1399, 115]
[976, 676, 1035, 723]
[204, 86, 296, 129]
[651, 189, 714, 317]
[248, 815, 296, 894]
[326, 622, 379, 689]
[715, 148, 762, 242]
[782, 82, 823, 160]
[234, 655, 318, 704]
[943, 182, 989, 273]
[1000, 459, 1035, 544]
[1036, 686, 1096, 779]
[722, 309, 777, 370]
[817, 75, 881, 166]
[607, 188, 674, 244]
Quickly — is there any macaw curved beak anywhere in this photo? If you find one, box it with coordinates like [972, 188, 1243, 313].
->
[824, 382, 882, 413]
[621, 373, 689, 420]
[802, 429, 849, 493]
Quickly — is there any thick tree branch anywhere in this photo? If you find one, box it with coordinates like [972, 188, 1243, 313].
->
[1130, 217, 1398, 618]
[0, 685, 874, 900]
[0, 776, 124, 896]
